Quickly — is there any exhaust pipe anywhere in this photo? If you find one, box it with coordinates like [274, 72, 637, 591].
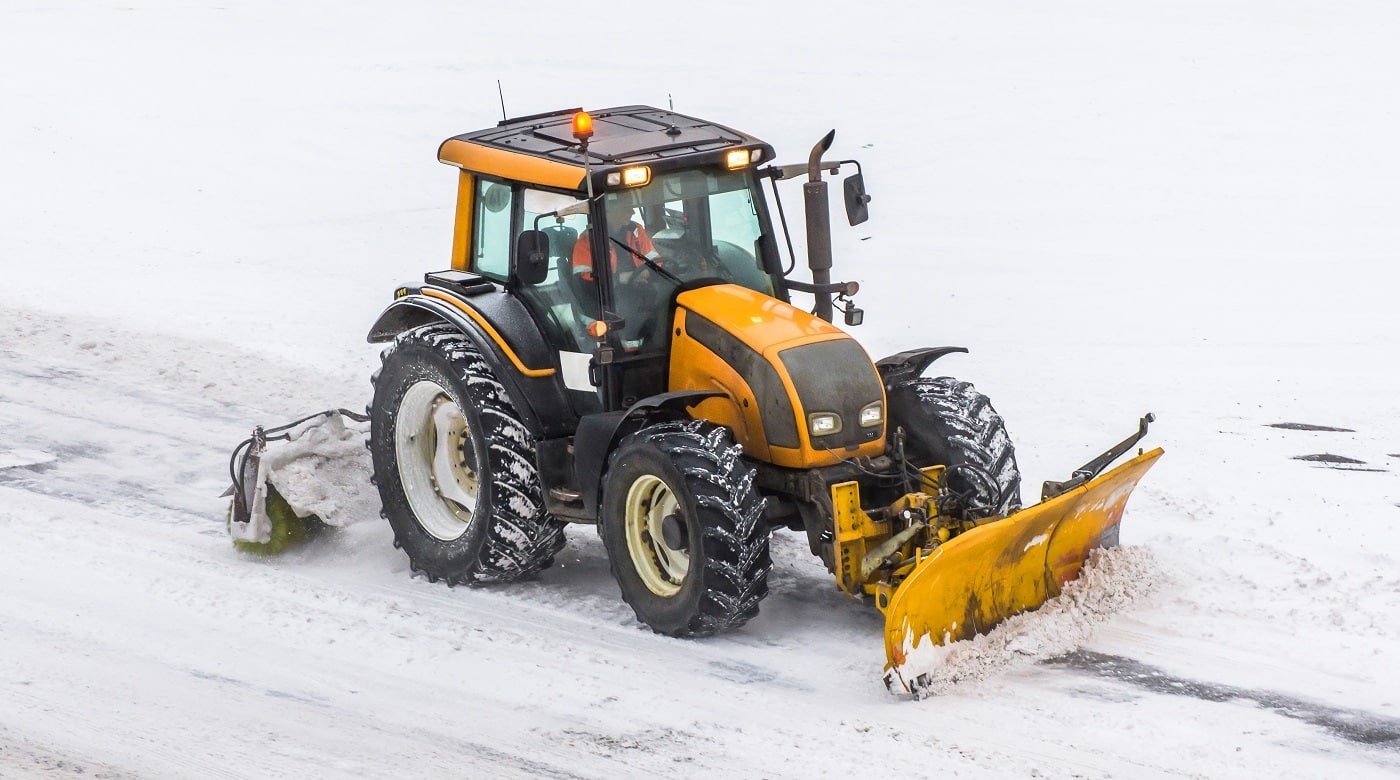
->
[804, 129, 837, 322]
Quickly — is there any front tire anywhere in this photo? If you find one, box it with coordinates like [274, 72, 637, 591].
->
[885, 375, 1023, 519]
[369, 324, 565, 585]
[600, 420, 771, 636]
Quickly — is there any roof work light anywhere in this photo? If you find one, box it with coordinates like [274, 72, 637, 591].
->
[725, 148, 754, 169]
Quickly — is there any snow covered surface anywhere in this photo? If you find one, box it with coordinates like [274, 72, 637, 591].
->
[3, 1, 1398, 776]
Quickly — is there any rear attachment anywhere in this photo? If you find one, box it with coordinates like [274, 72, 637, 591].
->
[224, 409, 370, 554]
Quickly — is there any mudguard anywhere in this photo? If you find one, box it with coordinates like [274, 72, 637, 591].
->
[573, 390, 725, 517]
[367, 289, 577, 439]
[874, 346, 968, 388]
[883, 447, 1164, 693]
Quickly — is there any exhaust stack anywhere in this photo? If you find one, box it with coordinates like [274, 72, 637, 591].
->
[803, 129, 837, 322]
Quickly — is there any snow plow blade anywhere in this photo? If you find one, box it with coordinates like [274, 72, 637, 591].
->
[883, 447, 1163, 692]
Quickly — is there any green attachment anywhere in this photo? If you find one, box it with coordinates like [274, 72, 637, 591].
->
[229, 484, 324, 555]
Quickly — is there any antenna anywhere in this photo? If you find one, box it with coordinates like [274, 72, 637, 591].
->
[668, 93, 674, 111]
[497, 80, 507, 121]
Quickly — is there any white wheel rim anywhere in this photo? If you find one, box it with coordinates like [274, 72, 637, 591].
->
[624, 474, 689, 597]
[395, 380, 480, 541]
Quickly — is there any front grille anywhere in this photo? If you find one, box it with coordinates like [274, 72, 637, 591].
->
[779, 340, 884, 452]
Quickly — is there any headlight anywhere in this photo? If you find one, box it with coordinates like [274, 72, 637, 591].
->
[859, 401, 883, 427]
[809, 412, 842, 437]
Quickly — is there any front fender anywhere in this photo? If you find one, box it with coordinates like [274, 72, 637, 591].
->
[875, 347, 968, 388]
[573, 390, 725, 518]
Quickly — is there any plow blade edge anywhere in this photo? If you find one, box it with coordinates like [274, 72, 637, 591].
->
[883, 447, 1163, 689]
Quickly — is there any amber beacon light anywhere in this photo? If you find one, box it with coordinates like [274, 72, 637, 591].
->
[572, 111, 594, 141]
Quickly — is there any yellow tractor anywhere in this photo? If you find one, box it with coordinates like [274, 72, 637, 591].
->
[234, 105, 1162, 693]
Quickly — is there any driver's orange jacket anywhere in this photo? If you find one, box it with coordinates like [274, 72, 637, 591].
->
[571, 221, 656, 282]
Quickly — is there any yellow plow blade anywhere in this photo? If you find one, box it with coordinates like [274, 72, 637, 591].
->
[883, 447, 1163, 690]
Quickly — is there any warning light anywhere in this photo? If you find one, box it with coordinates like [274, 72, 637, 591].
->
[572, 111, 594, 141]
[587, 319, 608, 339]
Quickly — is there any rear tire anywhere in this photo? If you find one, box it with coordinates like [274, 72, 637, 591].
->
[369, 324, 565, 585]
[885, 375, 1022, 519]
[600, 420, 771, 636]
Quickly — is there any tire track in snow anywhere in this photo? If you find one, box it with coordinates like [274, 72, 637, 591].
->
[1045, 650, 1400, 755]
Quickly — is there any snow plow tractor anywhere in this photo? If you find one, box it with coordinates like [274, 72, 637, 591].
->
[226, 105, 1163, 693]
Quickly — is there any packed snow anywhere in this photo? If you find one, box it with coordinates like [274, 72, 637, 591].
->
[3, 0, 1398, 777]
[891, 547, 1165, 697]
[226, 409, 372, 544]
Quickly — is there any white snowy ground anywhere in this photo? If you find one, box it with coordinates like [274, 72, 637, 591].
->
[2, 1, 1398, 777]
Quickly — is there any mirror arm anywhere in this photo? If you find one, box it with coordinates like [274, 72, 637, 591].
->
[766, 159, 862, 181]
[784, 278, 859, 297]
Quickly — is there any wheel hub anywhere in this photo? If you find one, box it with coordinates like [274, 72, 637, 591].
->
[660, 513, 688, 551]
[623, 474, 690, 597]
[394, 380, 480, 541]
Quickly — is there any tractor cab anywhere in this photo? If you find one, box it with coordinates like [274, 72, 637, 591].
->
[435, 106, 814, 416]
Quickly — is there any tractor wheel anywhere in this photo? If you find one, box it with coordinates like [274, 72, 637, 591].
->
[885, 375, 1022, 520]
[600, 420, 771, 636]
[369, 323, 565, 585]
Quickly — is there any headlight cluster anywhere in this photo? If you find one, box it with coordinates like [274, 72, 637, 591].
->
[808, 402, 883, 438]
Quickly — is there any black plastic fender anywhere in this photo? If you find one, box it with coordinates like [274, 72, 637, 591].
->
[874, 346, 968, 389]
[574, 390, 725, 518]
[366, 293, 576, 439]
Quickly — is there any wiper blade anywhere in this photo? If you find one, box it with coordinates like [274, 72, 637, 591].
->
[609, 237, 682, 285]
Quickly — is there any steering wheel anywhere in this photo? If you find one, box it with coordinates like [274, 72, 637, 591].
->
[658, 240, 736, 283]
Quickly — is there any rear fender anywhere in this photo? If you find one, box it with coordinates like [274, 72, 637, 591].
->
[367, 294, 559, 437]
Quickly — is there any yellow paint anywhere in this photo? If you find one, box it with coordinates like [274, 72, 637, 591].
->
[882, 448, 1164, 679]
[438, 139, 585, 191]
[831, 466, 942, 598]
[676, 285, 842, 346]
[669, 308, 767, 459]
[830, 481, 892, 595]
[420, 288, 557, 378]
[450, 170, 474, 271]
[670, 284, 885, 469]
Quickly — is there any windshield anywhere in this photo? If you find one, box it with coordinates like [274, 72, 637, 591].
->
[600, 168, 773, 349]
[603, 168, 772, 294]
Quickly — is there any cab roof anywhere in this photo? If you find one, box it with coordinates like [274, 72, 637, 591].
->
[437, 105, 774, 191]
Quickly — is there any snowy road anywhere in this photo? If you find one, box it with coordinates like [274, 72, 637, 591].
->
[4, 0, 1400, 776]
[1, 313, 1395, 778]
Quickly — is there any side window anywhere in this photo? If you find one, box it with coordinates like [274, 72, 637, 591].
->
[518, 187, 595, 351]
[709, 187, 761, 250]
[521, 188, 591, 288]
[473, 180, 514, 280]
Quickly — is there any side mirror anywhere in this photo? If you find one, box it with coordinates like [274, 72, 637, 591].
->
[843, 173, 871, 226]
[514, 230, 550, 285]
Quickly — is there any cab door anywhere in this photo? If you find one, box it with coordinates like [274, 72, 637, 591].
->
[512, 185, 603, 416]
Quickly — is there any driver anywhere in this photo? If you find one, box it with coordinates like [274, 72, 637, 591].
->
[571, 196, 662, 284]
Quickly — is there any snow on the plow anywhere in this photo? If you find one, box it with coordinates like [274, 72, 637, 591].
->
[892, 545, 1162, 697]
